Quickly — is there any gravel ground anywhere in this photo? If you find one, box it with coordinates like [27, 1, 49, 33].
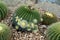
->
[35, 2, 60, 18]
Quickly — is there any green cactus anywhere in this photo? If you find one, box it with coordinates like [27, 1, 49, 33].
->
[0, 23, 12, 40]
[47, 22, 60, 40]
[12, 5, 40, 32]
[0, 2, 8, 21]
[13, 5, 41, 23]
[42, 11, 58, 25]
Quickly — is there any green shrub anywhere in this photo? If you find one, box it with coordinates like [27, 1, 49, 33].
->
[0, 23, 12, 40]
[47, 22, 60, 40]
[42, 11, 58, 25]
[0, 2, 8, 21]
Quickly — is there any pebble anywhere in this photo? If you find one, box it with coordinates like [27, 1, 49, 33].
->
[40, 36, 44, 40]
[40, 25, 47, 29]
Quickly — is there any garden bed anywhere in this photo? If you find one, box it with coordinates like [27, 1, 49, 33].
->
[0, 1, 60, 40]
[1, 7, 47, 40]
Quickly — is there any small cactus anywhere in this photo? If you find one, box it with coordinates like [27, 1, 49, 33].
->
[0, 2, 8, 21]
[42, 11, 58, 25]
[12, 5, 41, 32]
[0, 23, 12, 40]
[47, 22, 60, 40]
[13, 5, 41, 23]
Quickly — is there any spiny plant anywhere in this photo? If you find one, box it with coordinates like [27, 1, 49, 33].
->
[0, 23, 12, 40]
[42, 11, 58, 25]
[12, 5, 41, 32]
[13, 5, 41, 23]
[47, 22, 60, 40]
[0, 2, 8, 21]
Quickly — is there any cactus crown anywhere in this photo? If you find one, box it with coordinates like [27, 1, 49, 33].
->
[47, 22, 60, 40]
[14, 5, 41, 23]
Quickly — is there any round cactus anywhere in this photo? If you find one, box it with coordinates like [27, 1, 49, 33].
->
[0, 23, 12, 40]
[13, 5, 41, 23]
[12, 5, 41, 32]
[0, 2, 8, 21]
[42, 11, 58, 25]
[47, 22, 60, 40]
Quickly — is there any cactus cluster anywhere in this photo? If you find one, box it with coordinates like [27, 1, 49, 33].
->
[47, 22, 60, 40]
[42, 11, 58, 25]
[0, 2, 8, 21]
[0, 23, 12, 40]
[12, 5, 41, 32]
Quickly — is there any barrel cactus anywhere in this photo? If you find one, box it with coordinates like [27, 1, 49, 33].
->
[13, 5, 41, 22]
[47, 22, 60, 40]
[0, 2, 8, 21]
[12, 5, 40, 32]
[42, 11, 58, 25]
[0, 23, 12, 40]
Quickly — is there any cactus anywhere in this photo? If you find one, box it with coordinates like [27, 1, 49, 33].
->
[0, 23, 12, 40]
[12, 5, 41, 32]
[42, 11, 58, 25]
[0, 2, 8, 21]
[13, 5, 41, 23]
[47, 22, 60, 40]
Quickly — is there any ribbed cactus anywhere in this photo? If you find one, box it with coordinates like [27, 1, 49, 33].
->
[0, 23, 12, 40]
[12, 5, 41, 32]
[13, 5, 41, 22]
[42, 11, 58, 25]
[47, 22, 60, 40]
[0, 2, 8, 21]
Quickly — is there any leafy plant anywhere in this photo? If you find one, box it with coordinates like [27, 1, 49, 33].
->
[42, 11, 58, 25]
[0, 23, 12, 40]
[0, 2, 8, 21]
[47, 22, 60, 40]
